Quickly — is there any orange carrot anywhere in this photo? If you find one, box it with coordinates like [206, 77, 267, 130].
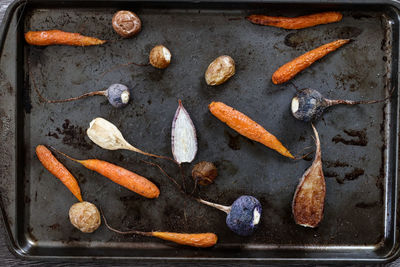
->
[102, 213, 217, 247]
[25, 30, 106, 46]
[52, 149, 160, 199]
[209, 102, 293, 158]
[151, 232, 218, 248]
[272, 39, 350, 84]
[246, 12, 342, 29]
[78, 159, 160, 199]
[35, 145, 83, 202]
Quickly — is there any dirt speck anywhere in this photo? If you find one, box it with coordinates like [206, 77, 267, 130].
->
[355, 201, 378, 209]
[324, 160, 350, 168]
[49, 223, 60, 230]
[336, 26, 363, 39]
[55, 119, 92, 150]
[225, 131, 241, 150]
[215, 159, 238, 176]
[344, 168, 365, 180]
[324, 171, 338, 178]
[332, 129, 367, 146]
[46, 131, 59, 139]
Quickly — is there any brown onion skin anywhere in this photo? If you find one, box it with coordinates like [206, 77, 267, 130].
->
[112, 11, 141, 38]
[192, 161, 218, 185]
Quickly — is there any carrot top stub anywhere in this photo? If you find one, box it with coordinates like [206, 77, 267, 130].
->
[35, 145, 83, 202]
[25, 30, 106, 46]
[209, 101, 294, 158]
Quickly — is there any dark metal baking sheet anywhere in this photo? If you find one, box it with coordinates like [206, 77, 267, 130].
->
[0, 0, 399, 263]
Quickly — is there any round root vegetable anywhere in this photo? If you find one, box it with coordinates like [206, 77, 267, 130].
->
[52, 147, 160, 199]
[32, 78, 131, 108]
[205, 55, 235, 86]
[192, 161, 218, 185]
[246, 12, 343, 30]
[209, 101, 294, 158]
[100, 45, 172, 77]
[144, 161, 261, 236]
[198, 196, 262, 236]
[35, 145, 83, 202]
[291, 88, 391, 122]
[112, 10, 141, 38]
[25, 30, 106, 46]
[149, 45, 172, 69]
[102, 212, 217, 247]
[87, 117, 176, 163]
[69, 201, 101, 233]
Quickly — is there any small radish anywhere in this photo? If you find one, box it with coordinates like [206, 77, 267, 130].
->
[145, 161, 262, 236]
[198, 196, 262, 236]
[32, 76, 131, 108]
[291, 88, 390, 122]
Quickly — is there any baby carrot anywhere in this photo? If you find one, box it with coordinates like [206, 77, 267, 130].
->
[53, 149, 160, 199]
[102, 213, 218, 248]
[35, 145, 83, 202]
[25, 30, 106, 46]
[246, 12, 342, 29]
[151, 232, 218, 248]
[78, 159, 160, 199]
[272, 39, 350, 84]
[209, 101, 293, 158]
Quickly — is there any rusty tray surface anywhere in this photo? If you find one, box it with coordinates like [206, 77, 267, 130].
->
[0, 0, 399, 263]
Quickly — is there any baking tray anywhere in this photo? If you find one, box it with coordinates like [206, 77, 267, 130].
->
[0, 0, 399, 263]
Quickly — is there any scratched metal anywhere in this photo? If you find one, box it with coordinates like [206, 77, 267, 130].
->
[0, 0, 398, 263]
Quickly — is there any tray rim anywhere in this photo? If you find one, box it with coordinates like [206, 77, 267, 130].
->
[0, 0, 399, 263]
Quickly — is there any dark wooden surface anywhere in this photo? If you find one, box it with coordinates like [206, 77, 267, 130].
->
[0, 0, 398, 265]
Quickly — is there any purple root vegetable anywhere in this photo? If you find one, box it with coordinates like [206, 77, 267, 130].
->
[144, 160, 261, 236]
[198, 195, 262, 236]
[32, 79, 131, 108]
[291, 88, 391, 122]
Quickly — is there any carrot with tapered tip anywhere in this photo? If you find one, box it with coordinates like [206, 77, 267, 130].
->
[272, 39, 350, 84]
[51, 147, 159, 199]
[102, 212, 217, 248]
[35, 145, 83, 202]
[25, 30, 106, 46]
[209, 101, 294, 158]
[247, 12, 342, 29]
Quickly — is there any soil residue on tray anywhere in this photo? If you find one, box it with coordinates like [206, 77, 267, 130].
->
[324, 160, 350, 168]
[48, 223, 60, 231]
[344, 168, 364, 180]
[225, 131, 241, 150]
[332, 129, 368, 146]
[47, 119, 93, 150]
[355, 201, 379, 209]
[324, 159, 365, 184]
[215, 159, 238, 176]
